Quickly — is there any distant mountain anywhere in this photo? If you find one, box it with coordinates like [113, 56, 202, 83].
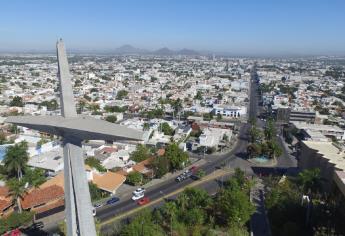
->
[152, 47, 200, 56]
[113, 44, 148, 54]
[154, 47, 175, 55]
[177, 48, 199, 55]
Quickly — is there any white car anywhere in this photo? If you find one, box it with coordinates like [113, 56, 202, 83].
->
[92, 207, 96, 216]
[133, 188, 145, 196]
[132, 193, 144, 201]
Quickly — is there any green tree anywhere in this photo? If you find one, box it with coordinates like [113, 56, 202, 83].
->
[39, 99, 58, 111]
[264, 119, 276, 141]
[116, 90, 128, 100]
[85, 157, 106, 172]
[194, 91, 203, 100]
[23, 168, 46, 188]
[88, 182, 106, 201]
[183, 208, 205, 226]
[297, 168, 322, 194]
[7, 178, 27, 213]
[88, 103, 100, 114]
[162, 201, 178, 236]
[165, 143, 189, 170]
[265, 140, 282, 159]
[0, 211, 34, 234]
[126, 171, 143, 186]
[9, 96, 23, 107]
[104, 105, 127, 113]
[3, 141, 29, 179]
[161, 122, 174, 136]
[177, 188, 212, 210]
[77, 100, 86, 114]
[152, 155, 170, 178]
[170, 98, 183, 113]
[246, 143, 261, 158]
[0, 131, 7, 144]
[121, 209, 165, 236]
[249, 124, 261, 144]
[105, 115, 117, 123]
[203, 112, 213, 121]
[143, 123, 150, 131]
[130, 144, 150, 163]
[215, 187, 255, 226]
[216, 113, 222, 121]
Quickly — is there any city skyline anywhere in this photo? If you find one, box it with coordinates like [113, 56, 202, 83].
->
[1, 0, 345, 56]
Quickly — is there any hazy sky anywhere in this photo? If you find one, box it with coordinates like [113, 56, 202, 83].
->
[1, 0, 345, 55]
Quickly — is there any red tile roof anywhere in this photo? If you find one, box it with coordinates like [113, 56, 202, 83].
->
[0, 199, 12, 212]
[21, 185, 64, 210]
[100, 147, 117, 154]
[132, 157, 154, 173]
[0, 186, 9, 197]
[33, 198, 64, 214]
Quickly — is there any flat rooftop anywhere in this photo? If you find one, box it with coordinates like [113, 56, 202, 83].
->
[304, 141, 345, 170]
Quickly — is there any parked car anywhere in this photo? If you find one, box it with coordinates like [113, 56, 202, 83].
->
[175, 169, 192, 182]
[92, 207, 96, 216]
[93, 202, 103, 208]
[190, 174, 200, 181]
[106, 197, 120, 205]
[137, 197, 150, 205]
[133, 188, 145, 196]
[132, 193, 144, 201]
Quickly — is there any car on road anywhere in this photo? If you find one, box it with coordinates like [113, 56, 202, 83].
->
[133, 187, 145, 195]
[30, 222, 44, 230]
[93, 202, 103, 208]
[92, 207, 96, 216]
[175, 169, 192, 182]
[137, 197, 150, 205]
[132, 192, 144, 201]
[106, 197, 120, 205]
[190, 174, 200, 181]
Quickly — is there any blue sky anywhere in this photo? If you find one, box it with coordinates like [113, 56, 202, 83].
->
[1, 0, 345, 55]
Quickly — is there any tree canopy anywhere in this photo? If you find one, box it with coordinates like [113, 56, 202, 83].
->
[3, 141, 29, 179]
[105, 115, 117, 123]
[130, 144, 151, 163]
[9, 96, 23, 107]
[85, 157, 106, 172]
[164, 143, 189, 170]
[161, 122, 174, 136]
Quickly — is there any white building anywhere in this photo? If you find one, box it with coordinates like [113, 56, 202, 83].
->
[213, 105, 247, 118]
[199, 128, 232, 148]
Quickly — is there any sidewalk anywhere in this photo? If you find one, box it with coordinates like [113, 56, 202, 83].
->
[250, 178, 271, 236]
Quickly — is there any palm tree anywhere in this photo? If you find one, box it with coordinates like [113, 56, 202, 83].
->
[264, 119, 276, 140]
[7, 178, 27, 213]
[3, 141, 29, 179]
[163, 202, 177, 236]
[298, 168, 322, 194]
[177, 192, 189, 212]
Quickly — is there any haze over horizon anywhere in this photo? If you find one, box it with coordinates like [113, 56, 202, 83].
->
[1, 0, 345, 56]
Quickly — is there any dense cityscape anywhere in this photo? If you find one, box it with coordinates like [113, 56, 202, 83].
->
[1, 1, 345, 236]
